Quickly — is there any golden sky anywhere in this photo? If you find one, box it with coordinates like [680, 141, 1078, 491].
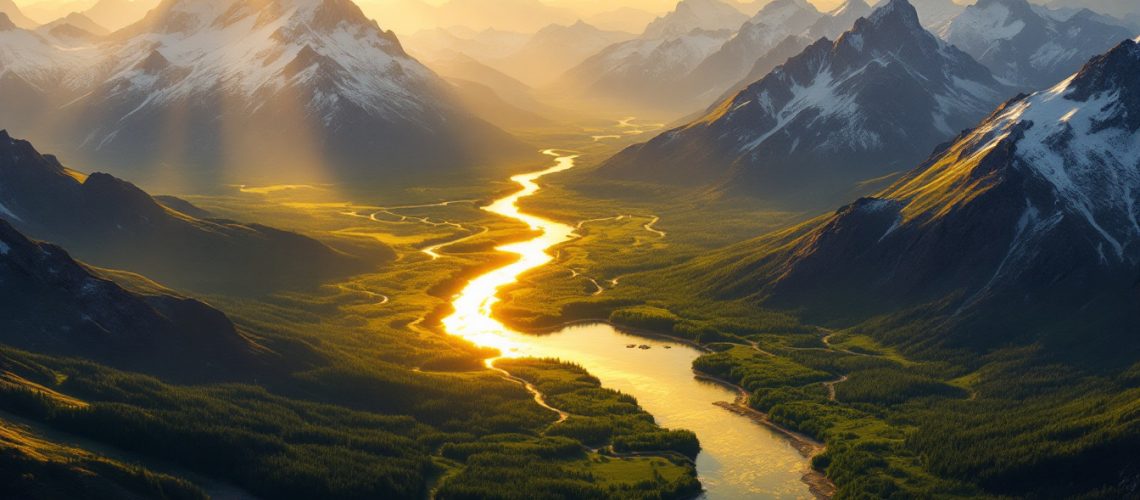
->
[8, 0, 865, 36]
[10, 0, 854, 17]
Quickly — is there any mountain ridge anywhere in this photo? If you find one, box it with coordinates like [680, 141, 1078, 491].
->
[679, 38, 1140, 359]
[0, 130, 372, 293]
[597, 0, 1007, 209]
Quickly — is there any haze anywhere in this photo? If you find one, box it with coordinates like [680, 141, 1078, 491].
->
[12, 0, 865, 32]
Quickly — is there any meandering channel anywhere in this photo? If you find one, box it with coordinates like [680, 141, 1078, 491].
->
[440, 150, 823, 499]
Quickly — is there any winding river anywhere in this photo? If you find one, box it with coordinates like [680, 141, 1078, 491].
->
[441, 150, 820, 499]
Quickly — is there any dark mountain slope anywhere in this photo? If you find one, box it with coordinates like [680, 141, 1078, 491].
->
[0, 131, 368, 293]
[0, 219, 252, 377]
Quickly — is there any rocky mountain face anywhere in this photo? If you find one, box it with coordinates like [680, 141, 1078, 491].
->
[0, 131, 368, 293]
[0, 0, 535, 188]
[940, 0, 1135, 90]
[0, 218, 253, 377]
[599, 0, 1008, 209]
[676, 0, 822, 110]
[696, 39, 1140, 357]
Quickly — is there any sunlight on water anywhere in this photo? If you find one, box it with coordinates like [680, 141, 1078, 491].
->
[442, 149, 578, 355]
[440, 148, 817, 499]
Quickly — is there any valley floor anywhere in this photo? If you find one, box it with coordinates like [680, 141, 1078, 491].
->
[2, 117, 1137, 500]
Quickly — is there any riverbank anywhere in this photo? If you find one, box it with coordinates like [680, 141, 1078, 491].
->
[499, 315, 838, 499]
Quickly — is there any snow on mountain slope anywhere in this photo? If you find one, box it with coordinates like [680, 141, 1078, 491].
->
[599, 0, 1007, 208]
[941, 0, 1134, 89]
[689, 39, 1140, 354]
[883, 39, 1140, 261]
[0, 17, 92, 86]
[0, 0, 535, 185]
[642, 0, 747, 39]
[100, 0, 434, 122]
[668, 39, 1140, 361]
[676, 0, 822, 107]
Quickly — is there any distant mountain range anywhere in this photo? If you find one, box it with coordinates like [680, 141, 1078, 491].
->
[678, 37, 1140, 359]
[642, 0, 748, 39]
[675, 0, 822, 111]
[0, 0, 38, 29]
[556, 27, 733, 112]
[0, 131, 368, 293]
[940, 0, 1135, 90]
[494, 20, 635, 86]
[1038, 0, 1140, 20]
[35, 12, 109, 37]
[0, 0, 537, 188]
[599, 0, 1009, 209]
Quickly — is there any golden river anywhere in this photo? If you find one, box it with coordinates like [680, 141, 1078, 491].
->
[442, 150, 817, 499]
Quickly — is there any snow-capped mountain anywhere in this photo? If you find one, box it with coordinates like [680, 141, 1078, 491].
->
[940, 0, 1134, 90]
[641, 0, 748, 39]
[0, 0, 37, 29]
[599, 0, 1008, 208]
[676, 0, 822, 108]
[0, 0, 534, 186]
[557, 28, 733, 112]
[496, 20, 635, 86]
[692, 39, 1140, 354]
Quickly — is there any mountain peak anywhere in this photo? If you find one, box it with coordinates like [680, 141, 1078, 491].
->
[1065, 39, 1140, 130]
[839, 0, 933, 54]
[867, 0, 921, 29]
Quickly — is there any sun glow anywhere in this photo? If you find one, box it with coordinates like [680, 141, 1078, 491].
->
[441, 149, 579, 359]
